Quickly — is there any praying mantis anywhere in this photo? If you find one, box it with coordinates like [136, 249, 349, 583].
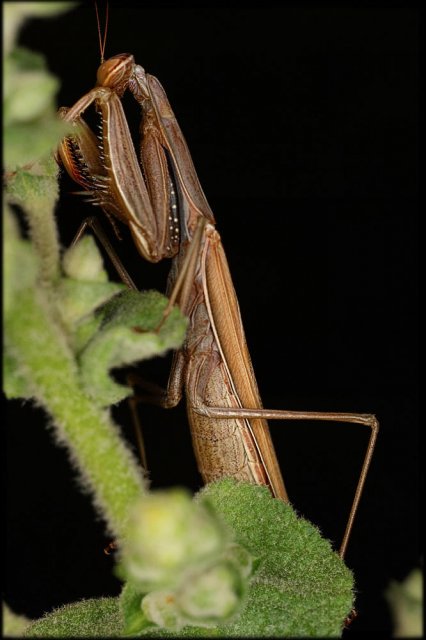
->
[57, 23, 379, 560]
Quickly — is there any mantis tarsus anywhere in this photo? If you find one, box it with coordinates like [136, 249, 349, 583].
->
[58, 49, 379, 559]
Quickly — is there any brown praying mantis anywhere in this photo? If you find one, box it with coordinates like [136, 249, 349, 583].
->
[57, 37, 379, 560]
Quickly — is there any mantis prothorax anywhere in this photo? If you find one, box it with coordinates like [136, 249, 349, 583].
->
[58, 51, 379, 559]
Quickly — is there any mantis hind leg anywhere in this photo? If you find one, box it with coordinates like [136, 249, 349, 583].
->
[193, 401, 379, 559]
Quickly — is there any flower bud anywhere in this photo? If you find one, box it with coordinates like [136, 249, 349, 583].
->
[121, 489, 228, 591]
[177, 561, 243, 623]
[63, 236, 107, 282]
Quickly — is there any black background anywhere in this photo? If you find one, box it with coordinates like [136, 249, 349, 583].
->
[5, 3, 419, 637]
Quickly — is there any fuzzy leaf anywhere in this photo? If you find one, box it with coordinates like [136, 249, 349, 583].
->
[193, 480, 355, 637]
[78, 290, 188, 407]
[4, 47, 73, 169]
[24, 598, 122, 638]
[3, 3, 77, 56]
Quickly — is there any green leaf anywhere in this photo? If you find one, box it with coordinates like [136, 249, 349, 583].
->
[78, 290, 188, 407]
[57, 278, 125, 330]
[24, 598, 123, 638]
[194, 480, 355, 637]
[4, 47, 73, 169]
[3, 2, 77, 56]
[4, 49, 60, 124]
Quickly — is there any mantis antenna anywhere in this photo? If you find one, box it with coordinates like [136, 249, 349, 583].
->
[94, 1, 109, 64]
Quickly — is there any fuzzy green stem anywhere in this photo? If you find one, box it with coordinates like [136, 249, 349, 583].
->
[7, 159, 62, 288]
[6, 285, 146, 537]
[24, 192, 61, 287]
